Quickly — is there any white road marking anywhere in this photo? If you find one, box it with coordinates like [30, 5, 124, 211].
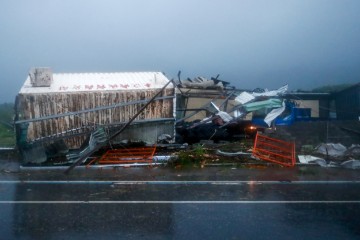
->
[0, 200, 360, 204]
[0, 180, 360, 185]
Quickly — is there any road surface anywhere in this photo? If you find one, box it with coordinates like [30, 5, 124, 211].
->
[0, 164, 359, 239]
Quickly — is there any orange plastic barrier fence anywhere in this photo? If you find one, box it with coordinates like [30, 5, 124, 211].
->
[95, 147, 156, 165]
[253, 133, 295, 167]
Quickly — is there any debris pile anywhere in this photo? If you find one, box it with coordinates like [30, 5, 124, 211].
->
[298, 143, 360, 169]
[175, 84, 289, 144]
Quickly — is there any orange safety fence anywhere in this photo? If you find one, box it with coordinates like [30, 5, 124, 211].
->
[88, 146, 156, 165]
[252, 133, 295, 167]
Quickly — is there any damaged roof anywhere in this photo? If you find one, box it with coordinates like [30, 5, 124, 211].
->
[19, 71, 172, 94]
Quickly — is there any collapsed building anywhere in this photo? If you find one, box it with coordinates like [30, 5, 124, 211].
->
[15, 68, 175, 163]
[174, 76, 308, 144]
[14, 68, 358, 167]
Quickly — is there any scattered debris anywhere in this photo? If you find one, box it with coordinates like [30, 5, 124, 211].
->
[345, 144, 360, 156]
[12, 69, 360, 171]
[216, 150, 251, 157]
[315, 143, 347, 157]
[298, 155, 360, 169]
[340, 160, 360, 169]
[298, 155, 325, 164]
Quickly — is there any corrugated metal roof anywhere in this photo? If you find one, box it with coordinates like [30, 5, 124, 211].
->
[19, 72, 172, 94]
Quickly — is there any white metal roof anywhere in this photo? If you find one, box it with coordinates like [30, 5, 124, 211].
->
[19, 72, 172, 94]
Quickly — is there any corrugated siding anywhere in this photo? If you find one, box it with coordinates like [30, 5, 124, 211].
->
[335, 85, 360, 120]
[16, 89, 175, 148]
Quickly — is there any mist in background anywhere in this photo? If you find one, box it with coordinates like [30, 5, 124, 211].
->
[1, 0, 359, 102]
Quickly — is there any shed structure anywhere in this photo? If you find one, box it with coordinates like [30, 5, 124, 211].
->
[333, 83, 360, 120]
[15, 69, 175, 150]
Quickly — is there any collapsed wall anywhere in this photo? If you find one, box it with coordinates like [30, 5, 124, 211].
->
[15, 69, 175, 150]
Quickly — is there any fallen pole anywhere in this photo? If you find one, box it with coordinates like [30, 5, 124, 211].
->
[64, 79, 174, 174]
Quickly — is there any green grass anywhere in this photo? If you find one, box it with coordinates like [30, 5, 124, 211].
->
[169, 144, 207, 168]
[0, 124, 15, 147]
[0, 103, 16, 147]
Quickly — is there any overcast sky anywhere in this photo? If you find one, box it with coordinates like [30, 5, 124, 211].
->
[1, 0, 359, 102]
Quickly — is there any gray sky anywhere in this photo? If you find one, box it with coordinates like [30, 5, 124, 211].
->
[1, 0, 360, 102]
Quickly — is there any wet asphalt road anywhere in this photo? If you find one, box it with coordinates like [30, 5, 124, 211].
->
[0, 163, 360, 239]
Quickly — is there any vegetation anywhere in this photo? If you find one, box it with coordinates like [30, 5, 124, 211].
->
[310, 83, 354, 93]
[296, 83, 355, 93]
[168, 140, 257, 168]
[170, 144, 208, 168]
[0, 103, 15, 147]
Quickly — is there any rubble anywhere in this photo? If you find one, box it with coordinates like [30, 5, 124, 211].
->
[12, 70, 360, 170]
[298, 142, 360, 169]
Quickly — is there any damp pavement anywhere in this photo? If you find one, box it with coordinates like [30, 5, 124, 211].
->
[1, 158, 360, 240]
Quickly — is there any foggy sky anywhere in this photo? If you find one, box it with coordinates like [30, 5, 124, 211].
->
[1, 0, 360, 103]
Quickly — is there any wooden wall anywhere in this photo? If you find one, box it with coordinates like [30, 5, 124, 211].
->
[15, 89, 175, 148]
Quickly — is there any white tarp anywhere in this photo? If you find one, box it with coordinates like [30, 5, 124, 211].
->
[264, 101, 286, 127]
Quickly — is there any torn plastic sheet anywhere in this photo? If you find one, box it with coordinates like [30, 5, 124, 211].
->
[264, 101, 286, 127]
[252, 84, 288, 97]
[315, 143, 347, 157]
[243, 98, 283, 112]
